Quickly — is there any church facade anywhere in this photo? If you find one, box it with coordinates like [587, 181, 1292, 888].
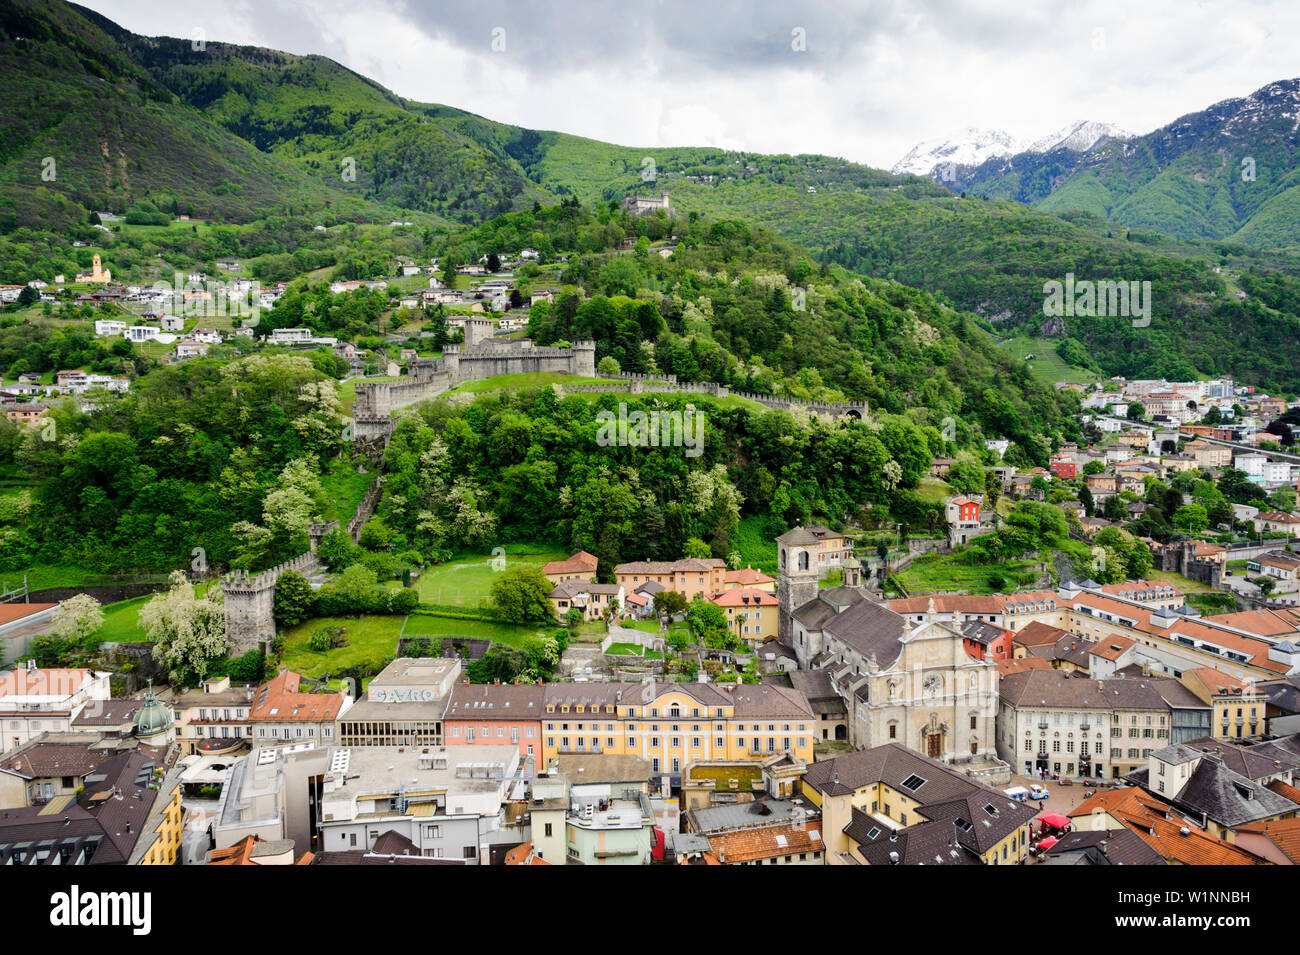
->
[775, 527, 1010, 786]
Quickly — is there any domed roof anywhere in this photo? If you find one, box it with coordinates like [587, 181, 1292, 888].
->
[135, 687, 173, 738]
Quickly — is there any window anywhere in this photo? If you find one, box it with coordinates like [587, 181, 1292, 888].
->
[900, 774, 926, 792]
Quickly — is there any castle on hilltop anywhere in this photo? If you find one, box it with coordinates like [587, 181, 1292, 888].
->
[353, 320, 595, 439]
[620, 193, 671, 216]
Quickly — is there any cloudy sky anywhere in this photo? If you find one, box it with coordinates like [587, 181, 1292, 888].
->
[82, 0, 1300, 169]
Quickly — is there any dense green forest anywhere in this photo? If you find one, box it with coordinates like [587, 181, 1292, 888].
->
[375, 389, 952, 575]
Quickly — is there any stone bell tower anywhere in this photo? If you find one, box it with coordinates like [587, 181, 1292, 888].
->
[776, 527, 821, 646]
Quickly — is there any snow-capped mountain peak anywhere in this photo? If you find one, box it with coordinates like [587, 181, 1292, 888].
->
[891, 127, 1023, 177]
[1023, 120, 1133, 154]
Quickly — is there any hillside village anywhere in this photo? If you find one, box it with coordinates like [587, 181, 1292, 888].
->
[3, 206, 1300, 870]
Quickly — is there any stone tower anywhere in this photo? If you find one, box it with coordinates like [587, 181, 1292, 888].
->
[776, 527, 821, 646]
[572, 340, 597, 378]
[222, 569, 278, 656]
[463, 316, 494, 349]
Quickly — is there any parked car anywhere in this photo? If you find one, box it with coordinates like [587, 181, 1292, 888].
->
[1028, 784, 1050, 800]
[1004, 786, 1030, 802]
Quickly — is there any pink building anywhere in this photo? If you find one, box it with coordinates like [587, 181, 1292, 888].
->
[443, 683, 546, 773]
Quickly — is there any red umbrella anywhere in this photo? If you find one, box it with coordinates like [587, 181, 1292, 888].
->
[1037, 812, 1072, 829]
[1037, 835, 1060, 850]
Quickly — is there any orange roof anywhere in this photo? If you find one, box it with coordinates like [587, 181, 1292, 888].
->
[250, 670, 347, 722]
[710, 588, 778, 608]
[1013, 621, 1070, 648]
[724, 567, 775, 586]
[0, 603, 58, 628]
[1229, 817, 1300, 864]
[1088, 634, 1135, 661]
[1096, 580, 1181, 598]
[542, 551, 599, 576]
[1205, 609, 1300, 637]
[1071, 787, 1262, 865]
[1267, 779, 1300, 806]
[890, 591, 1061, 618]
[707, 821, 823, 864]
[1184, 667, 1252, 695]
[1133, 617, 1288, 675]
[207, 834, 311, 866]
[504, 841, 552, 866]
[996, 657, 1053, 677]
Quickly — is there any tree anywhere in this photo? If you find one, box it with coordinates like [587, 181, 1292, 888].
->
[140, 571, 228, 685]
[49, 594, 104, 645]
[1126, 402, 1146, 421]
[1078, 484, 1094, 517]
[489, 565, 555, 623]
[597, 355, 621, 376]
[317, 528, 359, 570]
[1102, 494, 1128, 522]
[683, 537, 712, 559]
[1257, 577, 1276, 596]
[656, 590, 688, 617]
[1082, 460, 1106, 476]
[1202, 406, 1222, 425]
[273, 570, 317, 626]
[16, 285, 38, 308]
[687, 596, 730, 648]
[1172, 503, 1209, 535]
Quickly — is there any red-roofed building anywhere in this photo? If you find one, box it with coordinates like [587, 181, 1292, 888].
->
[721, 566, 776, 593]
[249, 669, 350, 744]
[709, 588, 779, 646]
[542, 551, 599, 584]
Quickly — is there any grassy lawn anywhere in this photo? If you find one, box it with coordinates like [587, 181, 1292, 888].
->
[0, 563, 103, 592]
[402, 612, 550, 649]
[279, 615, 407, 678]
[996, 335, 1102, 386]
[1147, 569, 1218, 594]
[621, 619, 663, 634]
[605, 642, 663, 659]
[915, 477, 954, 504]
[688, 764, 763, 791]
[414, 545, 566, 608]
[319, 456, 376, 523]
[95, 595, 153, 643]
[896, 552, 1040, 594]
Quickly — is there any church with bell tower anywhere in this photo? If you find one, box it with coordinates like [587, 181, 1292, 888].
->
[775, 526, 1010, 785]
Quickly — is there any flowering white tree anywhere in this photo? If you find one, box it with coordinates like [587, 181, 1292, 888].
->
[140, 571, 228, 683]
[50, 594, 104, 642]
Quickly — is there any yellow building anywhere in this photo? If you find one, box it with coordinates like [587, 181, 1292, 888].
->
[801, 743, 1036, 865]
[709, 587, 779, 647]
[1179, 668, 1267, 741]
[540, 682, 815, 777]
[133, 772, 184, 865]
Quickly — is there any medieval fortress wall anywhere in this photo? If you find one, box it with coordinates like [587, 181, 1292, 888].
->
[352, 325, 597, 436]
